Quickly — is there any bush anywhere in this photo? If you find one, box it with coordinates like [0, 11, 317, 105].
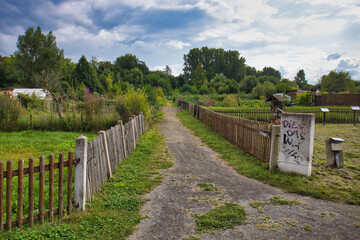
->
[0, 95, 22, 131]
[115, 97, 131, 123]
[220, 95, 238, 107]
[296, 92, 312, 106]
[123, 88, 150, 116]
[83, 89, 105, 130]
[17, 93, 45, 109]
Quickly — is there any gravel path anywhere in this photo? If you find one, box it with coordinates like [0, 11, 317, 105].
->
[128, 106, 360, 240]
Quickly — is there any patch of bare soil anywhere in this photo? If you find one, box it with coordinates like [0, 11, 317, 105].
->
[128, 106, 360, 240]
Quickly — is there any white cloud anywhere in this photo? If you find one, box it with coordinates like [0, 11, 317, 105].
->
[166, 40, 191, 49]
[35, 1, 93, 26]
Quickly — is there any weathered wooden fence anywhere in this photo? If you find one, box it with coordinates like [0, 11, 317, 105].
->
[84, 114, 144, 201]
[212, 107, 359, 124]
[179, 101, 276, 164]
[0, 113, 145, 231]
[0, 152, 75, 231]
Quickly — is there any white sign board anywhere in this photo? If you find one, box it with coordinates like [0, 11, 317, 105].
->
[351, 106, 360, 111]
[320, 108, 329, 112]
[278, 113, 315, 176]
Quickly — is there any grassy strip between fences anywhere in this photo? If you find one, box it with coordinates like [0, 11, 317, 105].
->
[1, 126, 173, 239]
[176, 110, 360, 205]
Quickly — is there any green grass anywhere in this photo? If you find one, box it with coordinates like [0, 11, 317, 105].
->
[197, 183, 218, 191]
[0, 130, 97, 168]
[193, 203, 246, 232]
[269, 196, 302, 206]
[177, 110, 360, 205]
[2, 126, 172, 239]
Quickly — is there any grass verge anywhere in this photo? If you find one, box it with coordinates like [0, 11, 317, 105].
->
[193, 203, 246, 232]
[2, 126, 173, 239]
[176, 110, 360, 205]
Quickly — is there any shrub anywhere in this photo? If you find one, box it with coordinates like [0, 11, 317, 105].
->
[220, 95, 238, 107]
[123, 88, 150, 116]
[115, 97, 131, 123]
[296, 92, 312, 106]
[17, 93, 45, 109]
[0, 95, 22, 131]
[83, 89, 105, 130]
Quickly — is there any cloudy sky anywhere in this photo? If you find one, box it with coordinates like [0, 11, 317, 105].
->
[1, 0, 360, 83]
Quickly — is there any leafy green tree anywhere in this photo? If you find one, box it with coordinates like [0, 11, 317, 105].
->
[258, 67, 281, 80]
[125, 67, 144, 87]
[0, 55, 20, 87]
[245, 66, 257, 76]
[320, 71, 355, 93]
[74, 55, 94, 91]
[14, 26, 64, 87]
[61, 58, 76, 85]
[294, 69, 307, 88]
[263, 81, 276, 98]
[238, 75, 258, 93]
[164, 65, 172, 76]
[208, 73, 227, 92]
[192, 62, 207, 88]
[114, 54, 149, 76]
[33, 70, 64, 119]
[183, 47, 246, 83]
[251, 83, 266, 99]
[276, 81, 291, 93]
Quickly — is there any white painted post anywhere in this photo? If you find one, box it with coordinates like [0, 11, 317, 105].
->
[75, 136, 88, 211]
[98, 131, 112, 178]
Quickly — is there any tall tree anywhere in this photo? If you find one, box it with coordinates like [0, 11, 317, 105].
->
[258, 67, 281, 80]
[114, 54, 149, 76]
[192, 62, 207, 89]
[320, 71, 355, 93]
[183, 47, 246, 83]
[74, 55, 94, 91]
[14, 26, 64, 87]
[294, 69, 307, 88]
[33, 70, 64, 119]
[0, 55, 20, 87]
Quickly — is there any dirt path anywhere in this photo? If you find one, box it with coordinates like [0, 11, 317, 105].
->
[128, 106, 360, 240]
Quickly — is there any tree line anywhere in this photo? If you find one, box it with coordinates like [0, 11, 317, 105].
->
[1, 26, 359, 102]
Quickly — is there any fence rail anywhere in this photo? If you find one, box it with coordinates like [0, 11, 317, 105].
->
[0, 113, 145, 231]
[211, 107, 359, 124]
[0, 152, 74, 231]
[179, 101, 273, 163]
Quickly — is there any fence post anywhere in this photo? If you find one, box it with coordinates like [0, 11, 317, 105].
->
[75, 136, 88, 211]
[269, 125, 280, 170]
[98, 131, 112, 178]
[118, 120, 128, 158]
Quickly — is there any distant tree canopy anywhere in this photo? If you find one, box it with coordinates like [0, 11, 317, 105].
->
[183, 47, 246, 83]
[320, 71, 356, 93]
[5, 26, 360, 100]
[14, 26, 64, 87]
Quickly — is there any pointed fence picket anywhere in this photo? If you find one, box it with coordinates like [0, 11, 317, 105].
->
[0, 112, 145, 231]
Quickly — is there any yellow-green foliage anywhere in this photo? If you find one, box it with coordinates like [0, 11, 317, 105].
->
[220, 95, 239, 107]
[124, 88, 150, 116]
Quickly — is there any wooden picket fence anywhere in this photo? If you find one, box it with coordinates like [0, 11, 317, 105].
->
[0, 113, 145, 231]
[0, 152, 75, 231]
[179, 101, 273, 163]
[85, 114, 144, 200]
[212, 107, 359, 124]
